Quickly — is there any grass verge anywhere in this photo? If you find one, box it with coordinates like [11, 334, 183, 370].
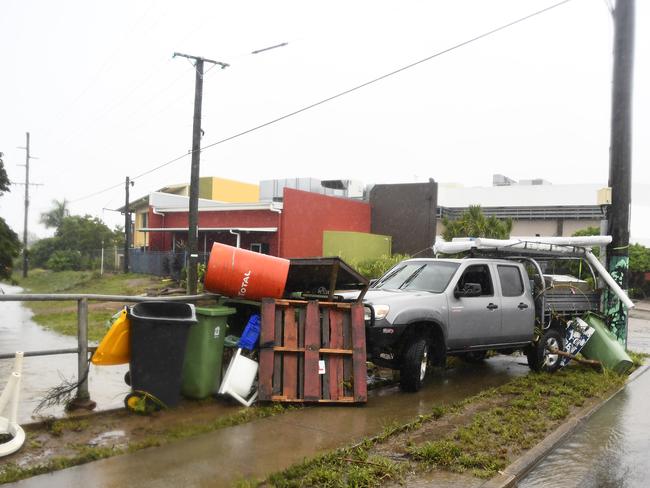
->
[10, 269, 169, 340]
[0, 404, 296, 484]
[262, 366, 628, 487]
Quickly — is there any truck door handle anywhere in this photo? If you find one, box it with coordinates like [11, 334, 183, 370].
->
[518, 303, 529, 310]
[486, 303, 498, 310]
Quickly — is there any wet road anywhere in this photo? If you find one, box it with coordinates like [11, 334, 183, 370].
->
[519, 315, 650, 488]
[0, 283, 129, 423]
[10, 356, 528, 487]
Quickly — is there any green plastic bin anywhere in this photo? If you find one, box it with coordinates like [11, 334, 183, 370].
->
[181, 306, 236, 399]
[581, 312, 633, 374]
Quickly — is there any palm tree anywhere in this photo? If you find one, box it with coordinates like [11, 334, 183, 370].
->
[442, 205, 512, 240]
[40, 199, 70, 229]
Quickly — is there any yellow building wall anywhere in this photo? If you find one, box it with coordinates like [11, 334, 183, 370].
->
[134, 212, 148, 247]
[205, 177, 259, 202]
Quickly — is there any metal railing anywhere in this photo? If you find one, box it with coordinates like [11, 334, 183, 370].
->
[0, 293, 216, 408]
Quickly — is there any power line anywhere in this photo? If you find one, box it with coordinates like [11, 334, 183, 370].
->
[71, 0, 572, 204]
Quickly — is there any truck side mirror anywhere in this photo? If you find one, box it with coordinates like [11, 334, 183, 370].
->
[454, 282, 482, 298]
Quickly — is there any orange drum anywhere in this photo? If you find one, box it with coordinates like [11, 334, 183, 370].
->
[204, 243, 290, 300]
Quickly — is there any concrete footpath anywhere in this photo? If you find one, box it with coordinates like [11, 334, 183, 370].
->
[8, 358, 527, 487]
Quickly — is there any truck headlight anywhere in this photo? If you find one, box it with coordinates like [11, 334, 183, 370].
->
[373, 305, 390, 320]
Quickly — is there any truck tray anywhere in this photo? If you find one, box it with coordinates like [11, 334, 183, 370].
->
[543, 289, 600, 314]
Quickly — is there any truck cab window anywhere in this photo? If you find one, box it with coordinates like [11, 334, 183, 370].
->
[456, 265, 493, 296]
[497, 265, 524, 297]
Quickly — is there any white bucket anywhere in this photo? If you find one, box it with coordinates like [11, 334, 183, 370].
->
[218, 349, 258, 407]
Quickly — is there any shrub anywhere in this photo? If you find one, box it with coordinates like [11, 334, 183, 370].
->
[352, 254, 410, 279]
[47, 250, 82, 271]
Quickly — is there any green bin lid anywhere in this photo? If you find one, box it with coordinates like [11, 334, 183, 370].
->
[195, 306, 237, 317]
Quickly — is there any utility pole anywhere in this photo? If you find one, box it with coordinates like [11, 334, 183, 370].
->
[173, 52, 229, 294]
[16, 132, 41, 278]
[606, 0, 635, 346]
[124, 176, 133, 273]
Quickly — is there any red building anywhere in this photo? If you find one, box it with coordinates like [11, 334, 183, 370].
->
[144, 188, 370, 258]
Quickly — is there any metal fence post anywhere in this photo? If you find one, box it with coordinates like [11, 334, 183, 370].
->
[70, 297, 96, 410]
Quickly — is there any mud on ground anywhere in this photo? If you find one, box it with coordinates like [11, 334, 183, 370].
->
[3, 396, 279, 473]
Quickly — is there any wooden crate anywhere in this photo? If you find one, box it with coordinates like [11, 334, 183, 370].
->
[259, 299, 367, 403]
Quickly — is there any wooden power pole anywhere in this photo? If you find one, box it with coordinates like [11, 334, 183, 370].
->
[606, 0, 635, 345]
[173, 52, 228, 294]
[124, 176, 133, 273]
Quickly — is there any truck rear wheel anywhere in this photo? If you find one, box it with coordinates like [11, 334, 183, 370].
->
[527, 329, 564, 373]
[400, 337, 429, 392]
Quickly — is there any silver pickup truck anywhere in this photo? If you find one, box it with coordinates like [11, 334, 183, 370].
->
[356, 257, 599, 392]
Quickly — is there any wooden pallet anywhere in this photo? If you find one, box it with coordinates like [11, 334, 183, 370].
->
[259, 299, 367, 403]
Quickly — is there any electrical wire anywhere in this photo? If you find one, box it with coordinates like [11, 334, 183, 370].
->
[70, 0, 573, 204]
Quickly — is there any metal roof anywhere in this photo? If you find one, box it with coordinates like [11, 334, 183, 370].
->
[138, 227, 278, 233]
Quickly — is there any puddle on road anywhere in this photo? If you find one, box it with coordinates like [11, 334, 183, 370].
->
[519, 370, 650, 488]
[88, 430, 126, 446]
[0, 283, 130, 423]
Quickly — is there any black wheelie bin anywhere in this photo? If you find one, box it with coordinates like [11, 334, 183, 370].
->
[125, 301, 197, 412]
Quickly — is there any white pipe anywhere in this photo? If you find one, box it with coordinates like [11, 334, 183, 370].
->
[433, 241, 475, 254]
[475, 237, 613, 251]
[229, 230, 241, 248]
[434, 236, 614, 255]
[501, 236, 612, 246]
[0, 421, 25, 457]
[0, 373, 18, 415]
[585, 250, 635, 309]
[9, 372, 20, 425]
[475, 238, 585, 254]
[12, 351, 23, 376]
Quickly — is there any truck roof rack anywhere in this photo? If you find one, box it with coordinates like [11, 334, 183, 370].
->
[433, 236, 634, 311]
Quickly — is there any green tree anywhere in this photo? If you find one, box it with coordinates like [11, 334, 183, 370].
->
[0, 154, 21, 279]
[572, 226, 600, 237]
[0, 218, 21, 279]
[56, 215, 115, 255]
[40, 199, 70, 229]
[0, 152, 10, 195]
[442, 205, 512, 240]
[29, 214, 119, 270]
[29, 236, 62, 268]
[629, 243, 650, 273]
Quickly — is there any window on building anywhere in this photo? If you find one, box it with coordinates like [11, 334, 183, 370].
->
[250, 243, 270, 254]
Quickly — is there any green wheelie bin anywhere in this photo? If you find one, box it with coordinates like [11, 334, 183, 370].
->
[581, 312, 633, 374]
[181, 305, 236, 399]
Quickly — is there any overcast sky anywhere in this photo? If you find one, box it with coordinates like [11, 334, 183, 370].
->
[1, 0, 648, 243]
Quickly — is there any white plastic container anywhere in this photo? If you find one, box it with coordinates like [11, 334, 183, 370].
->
[218, 348, 258, 407]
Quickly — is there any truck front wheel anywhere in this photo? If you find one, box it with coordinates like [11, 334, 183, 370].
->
[400, 337, 429, 392]
[527, 329, 564, 373]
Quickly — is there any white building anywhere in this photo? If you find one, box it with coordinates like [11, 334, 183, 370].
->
[436, 175, 604, 237]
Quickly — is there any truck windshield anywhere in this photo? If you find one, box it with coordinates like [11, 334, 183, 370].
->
[373, 262, 460, 293]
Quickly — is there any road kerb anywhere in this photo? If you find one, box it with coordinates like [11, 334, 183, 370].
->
[481, 364, 649, 488]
